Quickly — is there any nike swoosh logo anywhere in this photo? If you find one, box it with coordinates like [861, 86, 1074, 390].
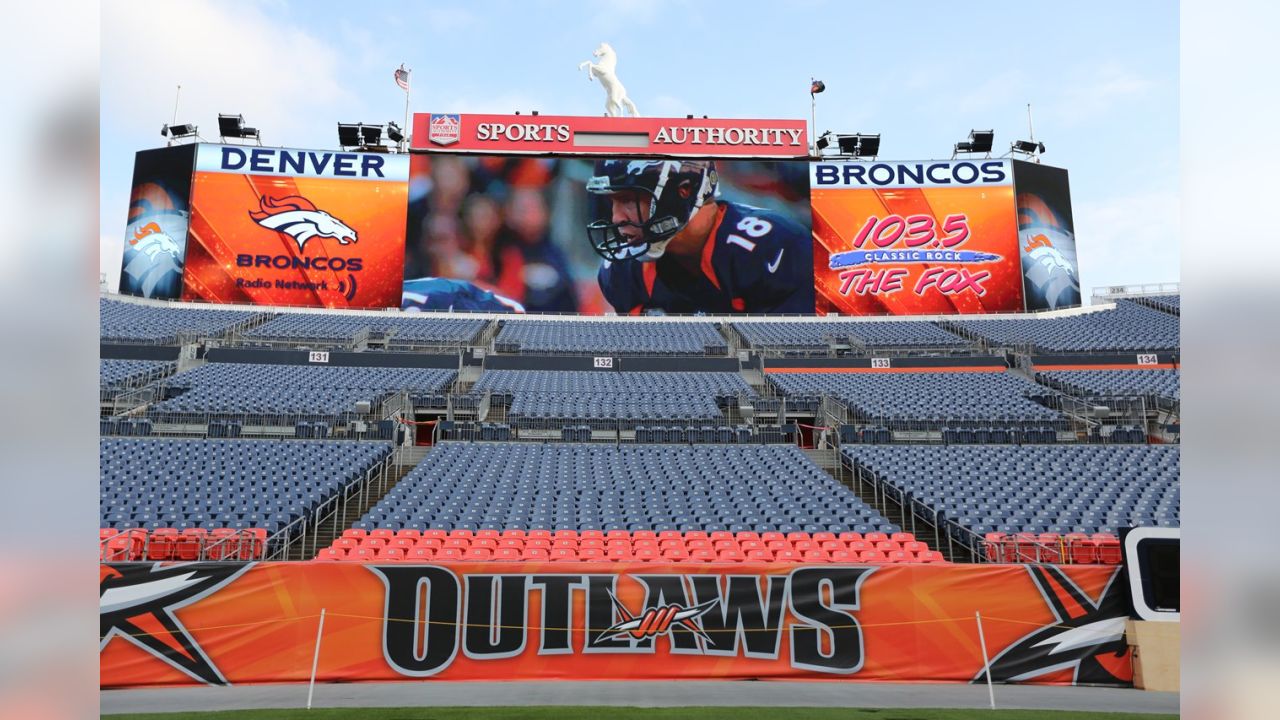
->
[766, 248, 785, 274]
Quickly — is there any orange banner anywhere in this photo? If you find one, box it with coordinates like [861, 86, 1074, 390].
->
[100, 562, 1132, 688]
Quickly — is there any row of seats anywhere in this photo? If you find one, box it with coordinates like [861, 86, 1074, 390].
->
[100, 418, 154, 436]
[843, 444, 1179, 540]
[100, 438, 393, 533]
[242, 312, 486, 346]
[948, 301, 1179, 353]
[734, 320, 971, 351]
[983, 532, 1124, 565]
[1130, 294, 1179, 315]
[99, 528, 267, 561]
[634, 426, 754, 444]
[101, 297, 261, 343]
[494, 321, 727, 356]
[355, 443, 901, 534]
[940, 427, 1060, 444]
[767, 370, 1065, 429]
[100, 359, 174, 390]
[1037, 369, 1179, 403]
[319, 530, 942, 564]
[148, 364, 456, 419]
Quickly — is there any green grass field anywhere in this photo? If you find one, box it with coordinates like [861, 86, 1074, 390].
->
[103, 707, 1178, 720]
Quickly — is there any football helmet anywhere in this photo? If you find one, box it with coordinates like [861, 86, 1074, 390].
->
[585, 159, 718, 261]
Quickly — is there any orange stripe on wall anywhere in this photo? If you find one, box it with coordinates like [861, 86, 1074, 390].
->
[1032, 363, 1177, 371]
[763, 366, 1006, 374]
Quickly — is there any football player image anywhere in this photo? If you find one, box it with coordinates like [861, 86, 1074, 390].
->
[586, 159, 815, 315]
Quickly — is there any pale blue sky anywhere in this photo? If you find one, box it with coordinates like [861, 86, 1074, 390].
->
[100, 0, 1179, 298]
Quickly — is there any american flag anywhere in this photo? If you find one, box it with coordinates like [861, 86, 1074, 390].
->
[394, 65, 410, 92]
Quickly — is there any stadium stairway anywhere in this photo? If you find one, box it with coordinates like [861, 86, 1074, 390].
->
[297, 444, 430, 560]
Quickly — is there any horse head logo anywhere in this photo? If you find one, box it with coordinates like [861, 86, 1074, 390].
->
[249, 195, 357, 252]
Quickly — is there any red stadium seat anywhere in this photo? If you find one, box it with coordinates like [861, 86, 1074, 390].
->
[891, 532, 915, 543]
[735, 531, 760, 541]
[1070, 540, 1098, 565]
[579, 548, 604, 560]
[350, 548, 376, 562]
[633, 548, 659, 562]
[803, 550, 830, 562]
[362, 537, 388, 550]
[370, 529, 395, 541]
[472, 538, 498, 549]
[550, 549, 578, 562]
[859, 550, 887, 563]
[838, 532, 864, 543]
[342, 529, 367, 540]
[173, 533, 202, 561]
[875, 541, 900, 553]
[607, 548, 633, 561]
[396, 529, 421, 540]
[463, 548, 493, 561]
[407, 548, 435, 562]
[774, 550, 801, 561]
[315, 548, 344, 561]
[1096, 539, 1122, 564]
[449, 529, 474, 539]
[717, 550, 745, 562]
[765, 540, 790, 552]
[379, 547, 406, 561]
[553, 538, 578, 550]
[713, 539, 739, 551]
[554, 530, 579, 540]
[903, 541, 927, 555]
[830, 550, 855, 562]
[761, 532, 785, 543]
[684, 531, 708, 541]
[918, 551, 946, 563]
[580, 539, 604, 549]
[740, 540, 764, 551]
[606, 530, 630, 540]
[475, 530, 499, 539]
[662, 548, 690, 560]
[390, 538, 416, 552]
[494, 548, 521, 561]
[864, 532, 889, 544]
[690, 549, 716, 562]
[526, 529, 552, 539]
[687, 539, 711, 550]
[745, 549, 772, 562]
[443, 538, 469, 549]
[658, 530, 682, 541]
[888, 551, 912, 563]
[632, 530, 657, 540]
[521, 548, 549, 560]
[415, 538, 443, 549]
[580, 530, 604, 540]
[501, 529, 527, 538]
[422, 529, 447, 540]
[786, 532, 811, 542]
[710, 531, 734, 542]
[436, 548, 463, 560]
[793, 540, 816, 552]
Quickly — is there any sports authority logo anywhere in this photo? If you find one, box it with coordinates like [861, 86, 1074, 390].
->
[100, 563, 253, 685]
[974, 565, 1132, 685]
[249, 195, 357, 252]
[428, 114, 461, 146]
[597, 591, 718, 643]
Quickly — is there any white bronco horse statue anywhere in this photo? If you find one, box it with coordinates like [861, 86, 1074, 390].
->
[578, 42, 640, 117]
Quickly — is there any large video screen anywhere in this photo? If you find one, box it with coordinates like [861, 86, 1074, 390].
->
[403, 156, 814, 314]
[180, 145, 409, 308]
[119, 146, 197, 301]
[1012, 160, 1081, 311]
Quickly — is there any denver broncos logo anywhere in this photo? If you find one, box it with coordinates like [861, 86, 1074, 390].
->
[249, 195, 357, 252]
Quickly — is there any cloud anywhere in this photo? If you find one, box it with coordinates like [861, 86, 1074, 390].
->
[1073, 187, 1180, 296]
[1054, 64, 1152, 126]
[101, 0, 360, 151]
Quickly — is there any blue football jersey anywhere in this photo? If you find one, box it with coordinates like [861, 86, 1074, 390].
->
[598, 201, 814, 314]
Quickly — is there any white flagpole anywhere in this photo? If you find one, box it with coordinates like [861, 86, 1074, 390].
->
[306, 608, 327, 710]
[402, 66, 411, 153]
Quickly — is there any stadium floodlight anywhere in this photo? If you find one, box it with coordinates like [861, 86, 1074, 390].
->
[360, 124, 383, 147]
[218, 113, 261, 145]
[816, 131, 833, 151]
[337, 123, 362, 148]
[836, 133, 880, 158]
[386, 122, 404, 143]
[953, 129, 994, 158]
[1011, 139, 1046, 157]
[160, 123, 198, 144]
